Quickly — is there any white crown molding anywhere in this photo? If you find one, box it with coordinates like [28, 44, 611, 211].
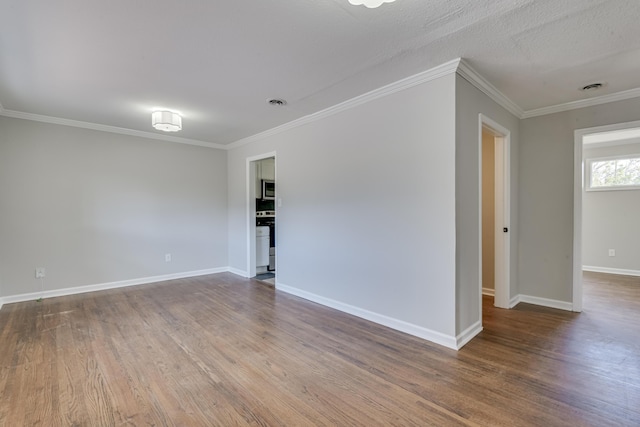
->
[226, 58, 463, 150]
[522, 87, 640, 119]
[4, 57, 640, 149]
[0, 108, 226, 150]
[456, 59, 524, 118]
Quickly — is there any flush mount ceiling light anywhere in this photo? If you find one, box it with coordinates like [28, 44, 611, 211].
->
[348, 0, 396, 8]
[151, 110, 182, 132]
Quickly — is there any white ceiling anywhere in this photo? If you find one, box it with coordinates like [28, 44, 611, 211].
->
[1, 0, 640, 146]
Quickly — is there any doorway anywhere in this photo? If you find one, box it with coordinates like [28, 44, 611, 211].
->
[573, 120, 640, 312]
[246, 152, 277, 281]
[480, 115, 510, 312]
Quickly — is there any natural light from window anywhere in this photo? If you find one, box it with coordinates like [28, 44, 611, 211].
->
[588, 155, 640, 190]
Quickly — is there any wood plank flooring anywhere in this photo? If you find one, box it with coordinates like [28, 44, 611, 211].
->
[0, 272, 638, 426]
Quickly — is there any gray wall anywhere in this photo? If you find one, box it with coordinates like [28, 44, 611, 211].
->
[454, 75, 520, 335]
[0, 117, 228, 298]
[583, 141, 640, 272]
[519, 97, 640, 302]
[228, 74, 458, 338]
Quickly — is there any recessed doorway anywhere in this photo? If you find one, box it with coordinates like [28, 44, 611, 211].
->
[480, 114, 511, 315]
[246, 152, 277, 281]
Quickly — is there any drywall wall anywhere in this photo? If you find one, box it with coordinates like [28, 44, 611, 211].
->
[0, 116, 228, 298]
[583, 140, 640, 273]
[228, 73, 458, 344]
[482, 128, 495, 291]
[455, 75, 520, 335]
[519, 97, 640, 302]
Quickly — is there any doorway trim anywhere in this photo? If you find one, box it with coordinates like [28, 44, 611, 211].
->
[479, 114, 511, 311]
[572, 119, 640, 312]
[246, 151, 277, 278]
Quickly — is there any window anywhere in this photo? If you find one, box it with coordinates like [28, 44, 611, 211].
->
[586, 154, 640, 190]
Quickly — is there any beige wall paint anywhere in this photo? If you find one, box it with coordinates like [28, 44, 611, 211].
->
[482, 128, 495, 291]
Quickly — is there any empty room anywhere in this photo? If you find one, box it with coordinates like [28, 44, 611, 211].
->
[1, 1, 639, 425]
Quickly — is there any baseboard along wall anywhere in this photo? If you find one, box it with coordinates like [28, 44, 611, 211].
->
[0, 267, 229, 306]
[276, 281, 465, 350]
[583, 266, 640, 278]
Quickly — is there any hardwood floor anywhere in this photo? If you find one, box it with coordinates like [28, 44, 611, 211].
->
[0, 272, 638, 426]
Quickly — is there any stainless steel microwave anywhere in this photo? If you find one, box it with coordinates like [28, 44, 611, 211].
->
[262, 179, 275, 200]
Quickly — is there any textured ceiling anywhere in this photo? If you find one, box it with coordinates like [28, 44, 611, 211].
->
[1, 0, 639, 146]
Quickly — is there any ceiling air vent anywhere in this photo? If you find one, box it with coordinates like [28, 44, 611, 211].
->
[267, 98, 287, 106]
[581, 83, 604, 91]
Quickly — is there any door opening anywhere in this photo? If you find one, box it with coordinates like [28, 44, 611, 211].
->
[246, 152, 277, 281]
[480, 115, 510, 315]
[573, 120, 640, 312]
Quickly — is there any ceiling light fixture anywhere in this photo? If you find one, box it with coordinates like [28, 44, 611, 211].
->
[152, 110, 182, 132]
[348, 0, 396, 8]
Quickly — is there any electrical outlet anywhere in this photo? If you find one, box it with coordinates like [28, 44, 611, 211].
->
[608, 249, 616, 257]
[35, 268, 46, 278]
[165, 253, 172, 262]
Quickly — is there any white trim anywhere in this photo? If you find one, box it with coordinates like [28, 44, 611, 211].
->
[522, 87, 640, 119]
[517, 295, 573, 312]
[509, 295, 521, 309]
[227, 267, 250, 278]
[585, 153, 640, 191]
[573, 120, 640, 313]
[479, 114, 511, 310]
[276, 282, 458, 350]
[457, 59, 524, 118]
[583, 266, 640, 277]
[4, 60, 640, 153]
[226, 58, 462, 150]
[482, 287, 495, 296]
[1, 268, 227, 305]
[0, 108, 226, 150]
[574, 130, 585, 312]
[456, 321, 482, 349]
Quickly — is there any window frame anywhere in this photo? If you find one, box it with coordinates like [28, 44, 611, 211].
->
[585, 153, 640, 191]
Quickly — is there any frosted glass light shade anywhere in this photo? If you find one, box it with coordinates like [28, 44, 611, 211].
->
[348, 0, 396, 8]
[152, 110, 182, 132]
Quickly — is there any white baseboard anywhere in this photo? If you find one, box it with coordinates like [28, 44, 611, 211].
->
[582, 265, 640, 277]
[516, 294, 573, 311]
[276, 282, 458, 350]
[227, 267, 249, 278]
[456, 321, 482, 349]
[509, 294, 521, 308]
[482, 287, 495, 296]
[0, 267, 228, 305]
